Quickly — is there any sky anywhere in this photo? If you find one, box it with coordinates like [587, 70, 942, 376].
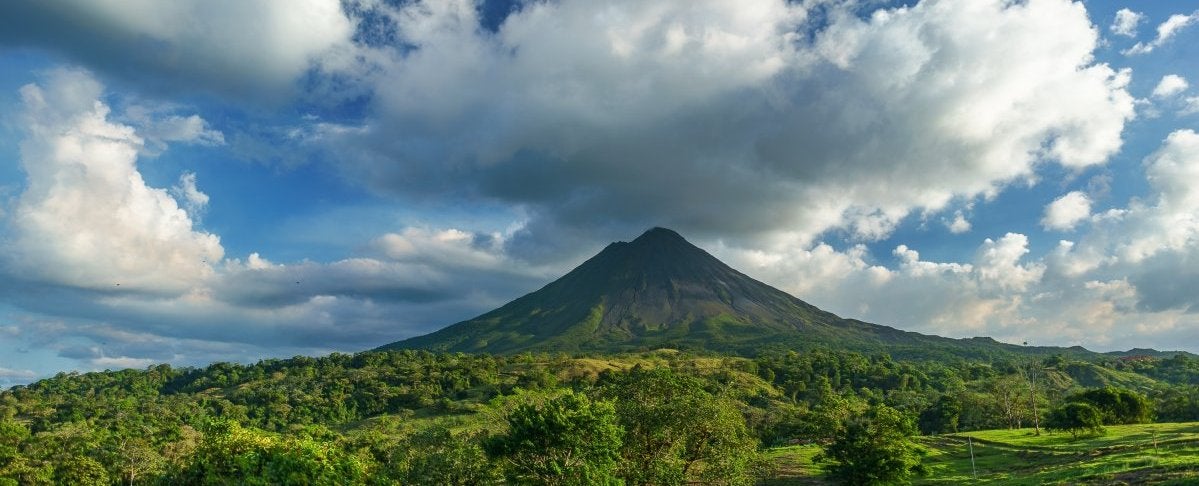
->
[1, 0, 1199, 386]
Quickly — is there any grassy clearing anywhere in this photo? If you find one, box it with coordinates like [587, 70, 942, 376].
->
[764, 422, 1199, 485]
[761, 445, 826, 485]
[958, 422, 1199, 451]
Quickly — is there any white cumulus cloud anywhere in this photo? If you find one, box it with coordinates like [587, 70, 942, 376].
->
[946, 211, 972, 234]
[8, 69, 224, 293]
[1152, 74, 1189, 98]
[1110, 8, 1144, 37]
[1042, 191, 1093, 231]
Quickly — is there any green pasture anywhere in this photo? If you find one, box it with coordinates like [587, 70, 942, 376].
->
[766, 422, 1199, 485]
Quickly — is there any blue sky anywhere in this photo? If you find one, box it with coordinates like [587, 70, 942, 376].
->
[1, 0, 1199, 386]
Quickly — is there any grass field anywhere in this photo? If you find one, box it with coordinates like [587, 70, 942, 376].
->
[765, 422, 1199, 485]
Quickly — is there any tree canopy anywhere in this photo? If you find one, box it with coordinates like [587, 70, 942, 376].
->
[821, 404, 926, 485]
[1045, 402, 1105, 439]
[485, 390, 623, 486]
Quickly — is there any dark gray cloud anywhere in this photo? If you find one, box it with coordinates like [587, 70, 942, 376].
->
[0, 0, 354, 100]
[1129, 251, 1199, 313]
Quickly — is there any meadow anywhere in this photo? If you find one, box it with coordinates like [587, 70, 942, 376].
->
[767, 422, 1199, 485]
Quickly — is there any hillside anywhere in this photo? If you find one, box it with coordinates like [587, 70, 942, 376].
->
[382, 228, 1175, 362]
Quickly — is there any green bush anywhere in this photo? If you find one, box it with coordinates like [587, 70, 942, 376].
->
[1045, 402, 1105, 439]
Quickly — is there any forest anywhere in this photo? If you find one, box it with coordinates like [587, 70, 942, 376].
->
[1, 348, 1198, 484]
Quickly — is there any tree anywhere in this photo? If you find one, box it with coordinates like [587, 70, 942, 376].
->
[167, 418, 366, 485]
[821, 405, 925, 486]
[987, 374, 1029, 429]
[599, 367, 763, 485]
[1069, 387, 1152, 425]
[918, 395, 961, 435]
[1022, 359, 1043, 435]
[53, 455, 109, 486]
[403, 425, 501, 485]
[114, 436, 164, 486]
[1155, 386, 1199, 422]
[1045, 402, 1104, 439]
[485, 391, 622, 486]
[0, 420, 50, 485]
[813, 392, 862, 438]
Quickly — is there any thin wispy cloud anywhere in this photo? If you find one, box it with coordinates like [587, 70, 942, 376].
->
[1124, 10, 1199, 55]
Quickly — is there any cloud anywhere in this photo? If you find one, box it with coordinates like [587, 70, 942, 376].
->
[1110, 8, 1143, 37]
[711, 126, 1199, 350]
[722, 232, 1046, 340]
[1182, 97, 1199, 116]
[946, 211, 972, 234]
[1042, 191, 1093, 231]
[322, 0, 1133, 255]
[0, 226, 551, 363]
[0, 68, 568, 370]
[719, 226, 1199, 350]
[1151, 74, 1189, 99]
[1144, 130, 1199, 216]
[55, 343, 157, 370]
[0, 367, 36, 380]
[0, 0, 355, 99]
[171, 172, 210, 219]
[1095, 129, 1199, 265]
[8, 68, 224, 293]
[123, 106, 226, 155]
[976, 233, 1046, 293]
[1124, 10, 1199, 55]
[1036, 130, 1199, 313]
[370, 227, 509, 270]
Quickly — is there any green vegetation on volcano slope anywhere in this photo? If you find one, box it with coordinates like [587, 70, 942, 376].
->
[3, 349, 1199, 484]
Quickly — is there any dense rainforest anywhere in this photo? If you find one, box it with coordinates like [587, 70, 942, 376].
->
[1, 348, 1199, 485]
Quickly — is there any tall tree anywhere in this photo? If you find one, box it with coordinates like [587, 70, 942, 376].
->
[822, 405, 925, 486]
[1022, 354, 1043, 435]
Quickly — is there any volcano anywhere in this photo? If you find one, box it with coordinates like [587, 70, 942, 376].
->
[380, 228, 1098, 359]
